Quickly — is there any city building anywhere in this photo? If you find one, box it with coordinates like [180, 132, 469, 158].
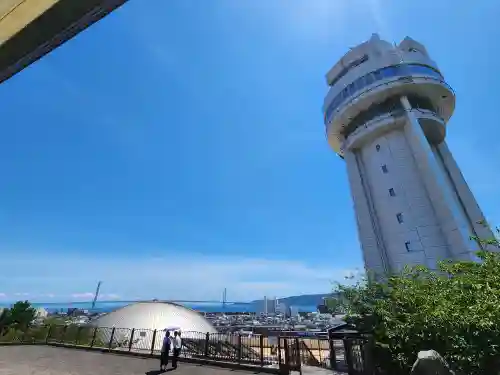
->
[34, 307, 49, 319]
[276, 301, 288, 315]
[323, 34, 495, 274]
[257, 296, 277, 315]
[317, 304, 329, 314]
[289, 306, 300, 319]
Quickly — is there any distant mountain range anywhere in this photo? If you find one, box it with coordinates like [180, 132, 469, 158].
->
[251, 293, 337, 307]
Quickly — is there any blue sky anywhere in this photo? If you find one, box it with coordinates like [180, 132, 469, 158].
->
[0, 0, 498, 303]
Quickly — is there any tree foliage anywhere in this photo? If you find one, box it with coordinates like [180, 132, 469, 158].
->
[324, 296, 345, 314]
[337, 228, 500, 375]
[0, 300, 37, 334]
[0, 301, 104, 346]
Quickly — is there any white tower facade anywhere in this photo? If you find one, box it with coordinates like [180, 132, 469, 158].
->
[324, 34, 494, 275]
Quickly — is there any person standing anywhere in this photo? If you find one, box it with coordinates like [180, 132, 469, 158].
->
[172, 331, 182, 369]
[160, 330, 171, 371]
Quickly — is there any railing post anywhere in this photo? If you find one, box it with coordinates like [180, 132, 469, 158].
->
[329, 336, 337, 369]
[295, 338, 301, 372]
[259, 335, 264, 366]
[45, 325, 52, 344]
[283, 338, 290, 368]
[108, 327, 116, 349]
[75, 327, 82, 345]
[237, 334, 242, 363]
[21, 327, 27, 343]
[277, 336, 282, 365]
[204, 332, 210, 357]
[90, 327, 98, 347]
[344, 338, 355, 375]
[61, 325, 68, 343]
[362, 335, 374, 375]
[150, 329, 157, 355]
[128, 329, 135, 352]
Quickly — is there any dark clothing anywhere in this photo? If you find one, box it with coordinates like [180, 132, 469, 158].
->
[162, 336, 171, 352]
[160, 350, 170, 368]
[172, 348, 181, 368]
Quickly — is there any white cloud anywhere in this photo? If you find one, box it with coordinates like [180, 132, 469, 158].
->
[14, 292, 29, 296]
[0, 293, 6, 298]
[0, 250, 358, 302]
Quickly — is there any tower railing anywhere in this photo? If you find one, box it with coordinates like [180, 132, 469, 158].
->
[324, 64, 453, 125]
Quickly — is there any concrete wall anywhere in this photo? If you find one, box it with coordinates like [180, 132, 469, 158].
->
[402, 101, 482, 262]
[344, 106, 492, 274]
[433, 142, 495, 249]
[347, 124, 452, 272]
[344, 104, 493, 274]
[345, 150, 388, 274]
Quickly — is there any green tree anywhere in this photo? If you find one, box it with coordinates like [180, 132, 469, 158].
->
[0, 308, 11, 336]
[8, 301, 37, 330]
[324, 296, 344, 314]
[0, 301, 37, 334]
[336, 227, 500, 375]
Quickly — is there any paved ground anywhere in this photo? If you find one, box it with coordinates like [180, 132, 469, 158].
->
[0, 346, 261, 375]
[300, 366, 344, 374]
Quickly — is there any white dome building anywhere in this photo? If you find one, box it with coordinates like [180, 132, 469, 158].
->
[90, 301, 218, 351]
[34, 307, 49, 319]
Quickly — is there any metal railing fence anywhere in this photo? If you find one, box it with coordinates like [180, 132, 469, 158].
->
[0, 324, 374, 375]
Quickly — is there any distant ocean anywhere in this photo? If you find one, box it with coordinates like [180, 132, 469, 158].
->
[0, 301, 318, 314]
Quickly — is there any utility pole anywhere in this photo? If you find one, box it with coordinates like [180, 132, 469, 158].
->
[92, 281, 102, 310]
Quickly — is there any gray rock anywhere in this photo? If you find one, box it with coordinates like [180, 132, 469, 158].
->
[410, 350, 455, 375]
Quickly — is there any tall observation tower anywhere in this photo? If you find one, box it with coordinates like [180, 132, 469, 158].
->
[324, 34, 494, 275]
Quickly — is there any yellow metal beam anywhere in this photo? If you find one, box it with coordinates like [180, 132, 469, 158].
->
[0, 0, 129, 84]
[0, 0, 59, 46]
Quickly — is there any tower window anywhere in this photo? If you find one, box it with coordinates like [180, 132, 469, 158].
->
[405, 241, 411, 251]
[396, 213, 404, 223]
[389, 188, 395, 197]
[381, 165, 388, 173]
[375, 144, 380, 151]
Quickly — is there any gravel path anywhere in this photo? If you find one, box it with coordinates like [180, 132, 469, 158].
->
[0, 346, 257, 375]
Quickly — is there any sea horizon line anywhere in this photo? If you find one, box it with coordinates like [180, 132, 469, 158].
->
[2, 300, 253, 306]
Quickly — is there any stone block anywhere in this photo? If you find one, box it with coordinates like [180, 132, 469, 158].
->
[410, 350, 455, 375]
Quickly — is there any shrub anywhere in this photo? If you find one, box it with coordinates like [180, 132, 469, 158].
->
[337, 228, 500, 375]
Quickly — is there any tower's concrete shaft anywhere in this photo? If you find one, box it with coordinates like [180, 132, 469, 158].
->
[324, 34, 494, 274]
